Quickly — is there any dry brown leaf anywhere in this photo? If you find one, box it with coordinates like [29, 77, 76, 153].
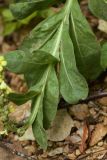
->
[47, 109, 74, 141]
[79, 122, 89, 153]
[90, 123, 107, 146]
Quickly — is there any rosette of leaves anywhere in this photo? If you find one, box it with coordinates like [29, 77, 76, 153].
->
[5, 0, 102, 149]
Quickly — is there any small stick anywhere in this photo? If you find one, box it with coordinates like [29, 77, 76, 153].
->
[80, 92, 107, 103]
[59, 91, 107, 108]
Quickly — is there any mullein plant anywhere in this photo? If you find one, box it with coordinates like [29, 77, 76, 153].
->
[4, 0, 107, 149]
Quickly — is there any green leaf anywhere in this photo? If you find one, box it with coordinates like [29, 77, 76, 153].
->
[2, 9, 15, 22]
[69, 0, 102, 80]
[27, 66, 53, 126]
[3, 22, 17, 36]
[32, 107, 47, 150]
[5, 50, 58, 74]
[10, 0, 56, 19]
[20, 11, 37, 25]
[89, 0, 107, 21]
[29, 80, 48, 149]
[101, 43, 107, 69]
[8, 83, 42, 105]
[20, 10, 64, 53]
[43, 66, 59, 129]
[24, 66, 47, 87]
[21, 10, 64, 87]
[60, 23, 88, 104]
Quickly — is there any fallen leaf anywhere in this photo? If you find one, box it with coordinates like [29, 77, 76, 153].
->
[90, 123, 107, 146]
[69, 104, 89, 120]
[79, 122, 89, 153]
[47, 109, 74, 141]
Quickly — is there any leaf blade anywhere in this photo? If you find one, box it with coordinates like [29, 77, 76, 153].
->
[10, 0, 56, 19]
[43, 66, 59, 129]
[89, 0, 107, 21]
[60, 23, 88, 104]
[69, 0, 102, 79]
[5, 50, 58, 74]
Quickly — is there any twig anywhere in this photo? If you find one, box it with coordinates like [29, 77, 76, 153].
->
[80, 92, 107, 103]
[59, 91, 107, 108]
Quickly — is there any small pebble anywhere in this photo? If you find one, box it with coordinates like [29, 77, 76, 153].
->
[75, 149, 81, 156]
[85, 149, 91, 154]
[97, 141, 103, 147]
[68, 153, 76, 159]
[48, 147, 63, 157]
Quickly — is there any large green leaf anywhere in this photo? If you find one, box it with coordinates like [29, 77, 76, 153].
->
[5, 50, 58, 74]
[43, 66, 59, 129]
[28, 67, 53, 149]
[89, 0, 107, 21]
[23, 9, 65, 148]
[22, 11, 64, 87]
[60, 23, 88, 104]
[101, 43, 107, 69]
[10, 0, 56, 19]
[69, 0, 102, 80]
[20, 10, 64, 53]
